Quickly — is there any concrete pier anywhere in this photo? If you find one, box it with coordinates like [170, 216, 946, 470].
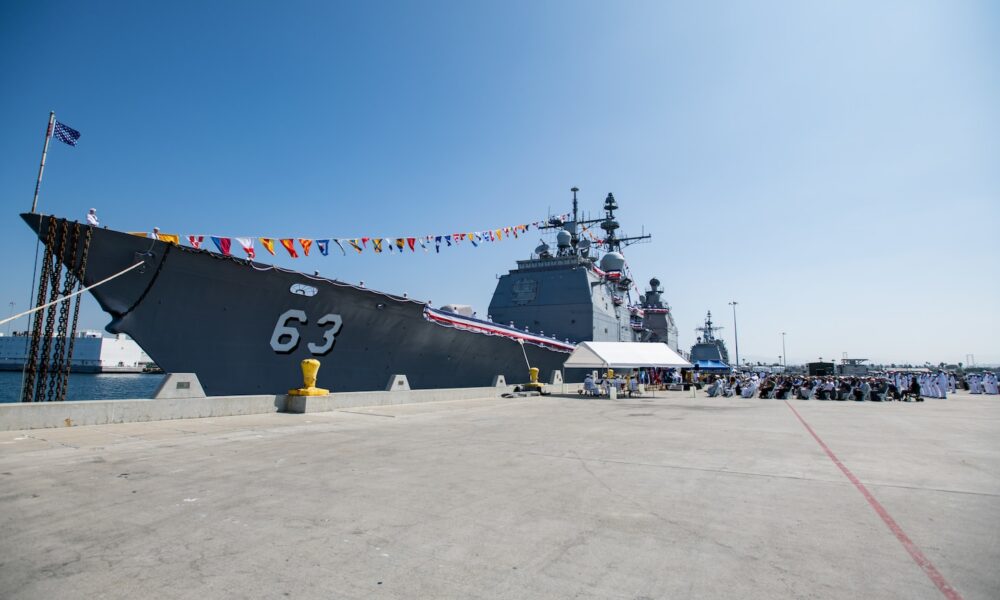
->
[0, 391, 997, 599]
[0, 377, 569, 431]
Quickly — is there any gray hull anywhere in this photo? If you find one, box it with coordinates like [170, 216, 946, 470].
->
[23, 214, 573, 396]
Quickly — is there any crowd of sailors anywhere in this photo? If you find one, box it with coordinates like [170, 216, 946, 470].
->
[578, 369, 998, 401]
[703, 371, 999, 401]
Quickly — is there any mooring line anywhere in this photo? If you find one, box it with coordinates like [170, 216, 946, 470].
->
[517, 338, 531, 370]
[0, 261, 144, 327]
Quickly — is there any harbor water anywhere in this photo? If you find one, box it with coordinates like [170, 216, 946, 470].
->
[0, 371, 164, 403]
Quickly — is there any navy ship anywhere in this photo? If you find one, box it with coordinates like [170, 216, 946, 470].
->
[20, 190, 674, 396]
[689, 311, 730, 366]
[489, 189, 651, 343]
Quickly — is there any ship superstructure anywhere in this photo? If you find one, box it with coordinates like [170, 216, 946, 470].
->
[690, 311, 730, 365]
[637, 278, 680, 352]
[488, 189, 652, 344]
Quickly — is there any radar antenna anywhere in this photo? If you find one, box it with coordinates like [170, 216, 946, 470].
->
[694, 311, 724, 343]
[599, 193, 651, 253]
[538, 189, 652, 254]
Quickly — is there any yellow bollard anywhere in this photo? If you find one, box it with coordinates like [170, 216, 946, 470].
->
[524, 366, 544, 392]
[288, 359, 330, 396]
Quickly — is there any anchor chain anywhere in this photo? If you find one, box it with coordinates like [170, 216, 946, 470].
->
[35, 220, 69, 402]
[47, 222, 83, 402]
[61, 226, 92, 401]
[22, 216, 57, 403]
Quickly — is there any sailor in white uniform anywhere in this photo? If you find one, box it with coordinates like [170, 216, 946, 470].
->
[86, 208, 99, 226]
[927, 374, 940, 398]
[936, 372, 949, 399]
[985, 373, 999, 395]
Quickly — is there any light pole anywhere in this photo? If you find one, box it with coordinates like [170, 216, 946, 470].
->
[728, 301, 739, 369]
[781, 332, 786, 368]
[5, 302, 13, 336]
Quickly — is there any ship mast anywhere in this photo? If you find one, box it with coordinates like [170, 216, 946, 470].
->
[540, 189, 651, 255]
[599, 193, 650, 253]
[571, 187, 579, 228]
[539, 188, 604, 250]
[570, 187, 580, 247]
[694, 311, 724, 343]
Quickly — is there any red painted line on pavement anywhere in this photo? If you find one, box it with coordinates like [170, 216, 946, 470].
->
[783, 401, 963, 600]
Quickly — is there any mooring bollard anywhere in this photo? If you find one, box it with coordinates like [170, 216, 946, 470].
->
[288, 359, 330, 396]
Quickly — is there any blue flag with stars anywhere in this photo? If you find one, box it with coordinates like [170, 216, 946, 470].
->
[53, 121, 81, 146]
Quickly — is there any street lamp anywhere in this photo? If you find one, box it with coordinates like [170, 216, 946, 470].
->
[781, 332, 786, 368]
[728, 301, 739, 368]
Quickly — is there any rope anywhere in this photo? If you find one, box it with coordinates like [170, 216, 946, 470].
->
[517, 339, 531, 370]
[0, 261, 145, 327]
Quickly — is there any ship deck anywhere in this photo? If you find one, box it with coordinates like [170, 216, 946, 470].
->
[1, 390, 997, 599]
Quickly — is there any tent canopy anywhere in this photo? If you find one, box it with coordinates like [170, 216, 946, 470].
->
[563, 342, 693, 370]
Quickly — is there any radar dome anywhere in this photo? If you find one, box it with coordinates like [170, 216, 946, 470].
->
[556, 230, 571, 248]
[649, 277, 660, 289]
[600, 251, 625, 272]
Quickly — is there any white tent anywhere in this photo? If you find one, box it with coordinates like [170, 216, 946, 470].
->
[563, 342, 692, 370]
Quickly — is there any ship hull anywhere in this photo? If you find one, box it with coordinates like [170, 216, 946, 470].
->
[22, 215, 573, 396]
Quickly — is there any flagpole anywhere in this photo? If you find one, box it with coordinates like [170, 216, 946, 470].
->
[30, 111, 56, 213]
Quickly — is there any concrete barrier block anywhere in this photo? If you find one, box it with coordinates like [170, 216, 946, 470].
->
[386, 374, 411, 392]
[285, 395, 310, 414]
[154, 373, 206, 399]
[492, 375, 507, 388]
[549, 370, 563, 385]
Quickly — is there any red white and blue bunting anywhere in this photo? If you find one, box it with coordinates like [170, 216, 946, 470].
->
[423, 307, 576, 352]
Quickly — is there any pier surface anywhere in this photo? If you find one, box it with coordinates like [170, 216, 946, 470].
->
[1, 391, 998, 599]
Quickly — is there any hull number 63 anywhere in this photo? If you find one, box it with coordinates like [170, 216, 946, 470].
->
[269, 309, 343, 355]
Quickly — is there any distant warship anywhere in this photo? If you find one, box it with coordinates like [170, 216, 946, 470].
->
[21, 189, 676, 396]
[690, 311, 730, 365]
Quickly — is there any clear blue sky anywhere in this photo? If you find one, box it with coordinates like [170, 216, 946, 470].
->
[2, 1, 998, 365]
